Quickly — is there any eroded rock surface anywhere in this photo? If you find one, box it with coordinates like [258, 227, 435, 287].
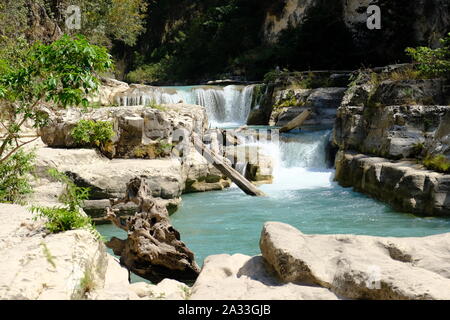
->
[40, 104, 208, 159]
[334, 151, 450, 216]
[0, 204, 135, 300]
[0, 203, 190, 300]
[190, 254, 338, 300]
[260, 222, 450, 300]
[271, 87, 346, 127]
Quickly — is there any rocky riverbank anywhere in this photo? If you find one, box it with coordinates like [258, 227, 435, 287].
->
[2, 204, 448, 300]
[332, 66, 450, 216]
[335, 151, 450, 216]
[0, 204, 190, 300]
[190, 222, 450, 300]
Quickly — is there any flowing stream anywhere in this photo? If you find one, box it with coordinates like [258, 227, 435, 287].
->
[97, 85, 450, 274]
[168, 129, 450, 265]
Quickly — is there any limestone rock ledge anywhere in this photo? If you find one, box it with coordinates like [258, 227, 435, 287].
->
[189, 222, 450, 300]
[0, 204, 189, 300]
[270, 87, 346, 128]
[190, 254, 338, 300]
[259, 222, 450, 300]
[335, 151, 450, 216]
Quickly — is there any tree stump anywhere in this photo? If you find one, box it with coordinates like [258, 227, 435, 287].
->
[105, 177, 200, 283]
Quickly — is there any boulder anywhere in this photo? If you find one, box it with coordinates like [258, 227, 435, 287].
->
[34, 145, 183, 211]
[190, 254, 338, 300]
[260, 222, 450, 300]
[182, 145, 231, 193]
[371, 79, 446, 106]
[90, 78, 130, 106]
[40, 104, 208, 159]
[33, 146, 183, 220]
[224, 145, 273, 184]
[0, 203, 190, 300]
[0, 204, 133, 300]
[333, 104, 450, 159]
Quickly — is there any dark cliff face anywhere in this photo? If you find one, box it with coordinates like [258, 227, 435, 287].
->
[119, 0, 449, 83]
[343, 0, 450, 67]
[18, 1, 448, 83]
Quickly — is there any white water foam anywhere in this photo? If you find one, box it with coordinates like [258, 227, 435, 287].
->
[252, 131, 334, 192]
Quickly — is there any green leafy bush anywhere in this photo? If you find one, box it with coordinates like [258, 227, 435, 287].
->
[71, 120, 115, 148]
[31, 169, 99, 238]
[406, 33, 450, 78]
[423, 154, 450, 173]
[47, 168, 91, 211]
[31, 206, 94, 234]
[0, 149, 35, 203]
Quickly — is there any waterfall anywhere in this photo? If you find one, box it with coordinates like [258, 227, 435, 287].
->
[247, 130, 334, 192]
[117, 85, 256, 127]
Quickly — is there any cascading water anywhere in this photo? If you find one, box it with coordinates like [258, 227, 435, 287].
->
[238, 129, 333, 192]
[117, 84, 256, 127]
[99, 86, 450, 273]
[261, 130, 334, 191]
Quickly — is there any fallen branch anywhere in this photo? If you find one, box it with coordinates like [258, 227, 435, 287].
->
[105, 177, 200, 283]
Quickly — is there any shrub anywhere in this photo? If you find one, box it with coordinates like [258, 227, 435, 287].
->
[133, 141, 173, 159]
[0, 149, 35, 203]
[389, 68, 422, 81]
[31, 206, 94, 234]
[30, 169, 100, 238]
[406, 33, 450, 78]
[411, 142, 425, 158]
[423, 154, 450, 173]
[71, 120, 115, 149]
[156, 141, 173, 156]
[297, 72, 331, 89]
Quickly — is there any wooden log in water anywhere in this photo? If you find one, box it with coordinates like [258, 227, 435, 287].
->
[192, 134, 266, 197]
[279, 109, 312, 133]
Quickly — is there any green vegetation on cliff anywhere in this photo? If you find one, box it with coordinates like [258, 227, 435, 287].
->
[407, 33, 450, 79]
[71, 120, 115, 149]
[423, 154, 450, 173]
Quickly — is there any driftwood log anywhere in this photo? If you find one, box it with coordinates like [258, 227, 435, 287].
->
[192, 133, 266, 196]
[105, 177, 200, 283]
[279, 109, 312, 133]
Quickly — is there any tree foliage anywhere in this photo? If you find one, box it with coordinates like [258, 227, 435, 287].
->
[0, 149, 35, 203]
[49, 0, 147, 46]
[406, 33, 450, 78]
[0, 0, 147, 47]
[0, 34, 113, 164]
